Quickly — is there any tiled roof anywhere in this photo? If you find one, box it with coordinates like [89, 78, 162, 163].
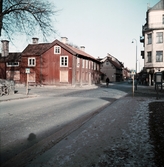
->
[109, 59, 122, 70]
[0, 52, 21, 62]
[51, 39, 98, 61]
[65, 44, 98, 61]
[22, 43, 51, 56]
[21, 39, 99, 62]
[100, 55, 123, 70]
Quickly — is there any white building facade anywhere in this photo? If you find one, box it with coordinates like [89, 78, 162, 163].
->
[141, 0, 164, 85]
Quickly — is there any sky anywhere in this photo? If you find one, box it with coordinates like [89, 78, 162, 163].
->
[6, 0, 159, 72]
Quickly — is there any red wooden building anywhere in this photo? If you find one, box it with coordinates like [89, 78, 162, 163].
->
[0, 38, 100, 86]
[0, 40, 21, 80]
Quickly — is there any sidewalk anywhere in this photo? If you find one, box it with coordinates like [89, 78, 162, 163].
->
[0, 84, 99, 102]
[0, 93, 37, 102]
[23, 96, 156, 167]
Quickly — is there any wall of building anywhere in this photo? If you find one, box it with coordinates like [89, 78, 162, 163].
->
[100, 61, 116, 82]
[144, 9, 164, 73]
[149, 10, 164, 29]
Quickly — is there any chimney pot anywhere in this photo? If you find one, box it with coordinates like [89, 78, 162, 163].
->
[32, 37, 39, 44]
[61, 37, 68, 44]
[80, 46, 85, 52]
[1, 40, 9, 57]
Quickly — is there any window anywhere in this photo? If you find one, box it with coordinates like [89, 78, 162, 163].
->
[156, 51, 163, 62]
[147, 52, 152, 63]
[86, 60, 88, 69]
[94, 62, 96, 70]
[97, 64, 99, 71]
[77, 57, 80, 67]
[147, 33, 152, 44]
[54, 46, 61, 54]
[6, 62, 19, 67]
[163, 15, 164, 24]
[82, 59, 85, 68]
[28, 58, 36, 66]
[91, 61, 93, 69]
[6, 71, 20, 80]
[89, 61, 91, 69]
[60, 56, 68, 67]
[156, 32, 163, 43]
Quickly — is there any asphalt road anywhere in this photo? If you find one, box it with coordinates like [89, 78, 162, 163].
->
[0, 84, 127, 166]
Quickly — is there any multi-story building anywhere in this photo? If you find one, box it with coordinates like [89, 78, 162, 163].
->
[140, 0, 164, 85]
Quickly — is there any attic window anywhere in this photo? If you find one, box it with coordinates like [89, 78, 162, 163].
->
[54, 46, 61, 54]
[7, 62, 19, 67]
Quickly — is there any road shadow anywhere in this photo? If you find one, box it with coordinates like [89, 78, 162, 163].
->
[27, 133, 37, 141]
[1, 132, 38, 166]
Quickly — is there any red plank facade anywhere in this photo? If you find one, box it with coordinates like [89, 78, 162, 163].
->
[0, 38, 100, 86]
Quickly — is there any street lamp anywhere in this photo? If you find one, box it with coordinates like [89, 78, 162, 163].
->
[132, 39, 137, 74]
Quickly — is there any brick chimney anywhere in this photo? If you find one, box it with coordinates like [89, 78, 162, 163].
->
[32, 37, 39, 44]
[80, 46, 85, 52]
[61, 37, 68, 44]
[1, 40, 9, 57]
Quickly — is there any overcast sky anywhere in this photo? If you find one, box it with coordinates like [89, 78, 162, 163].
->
[8, 0, 159, 72]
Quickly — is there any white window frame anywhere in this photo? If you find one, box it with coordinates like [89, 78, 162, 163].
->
[156, 51, 163, 62]
[54, 46, 61, 54]
[86, 60, 88, 69]
[82, 59, 85, 68]
[156, 32, 163, 43]
[89, 60, 91, 69]
[147, 33, 152, 44]
[28, 57, 36, 67]
[147, 52, 152, 63]
[60, 56, 68, 67]
[91, 61, 93, 69]
[97, 64, 99, 71]
[6, 62, 19, 67]
[77, 57, 80, 67]
[94, 62, 96, 70]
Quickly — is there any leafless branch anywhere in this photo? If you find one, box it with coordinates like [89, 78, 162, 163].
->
[0, 0, 58, 40]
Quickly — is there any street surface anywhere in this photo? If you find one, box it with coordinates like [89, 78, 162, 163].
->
[0, 83, 128, 166]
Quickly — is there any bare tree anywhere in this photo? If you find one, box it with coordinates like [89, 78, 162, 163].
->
[0, 0, 57, 40]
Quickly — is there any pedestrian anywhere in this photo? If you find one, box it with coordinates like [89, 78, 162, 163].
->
[106, 77, 110, 87]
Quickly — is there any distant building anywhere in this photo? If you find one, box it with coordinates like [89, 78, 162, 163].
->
[123, 67, 131, 80]
[140, 0, 164, 85]
[98, 54, 124, 82]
